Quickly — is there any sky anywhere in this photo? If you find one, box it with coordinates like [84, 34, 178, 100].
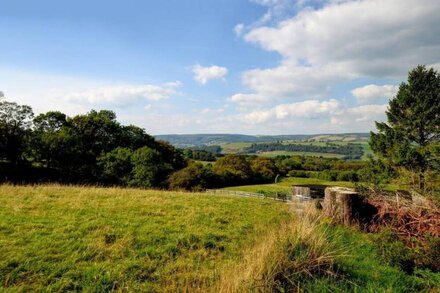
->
[1, 0, 439, 135]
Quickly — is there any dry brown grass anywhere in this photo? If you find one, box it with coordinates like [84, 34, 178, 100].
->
[214, 204, 344, 293]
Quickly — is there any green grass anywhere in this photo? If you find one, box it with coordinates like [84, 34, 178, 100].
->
[224, 177, 355, 194]
[220, 142, 252, 153]
[217, 204, 440, 292]
[0, 185, 289, 292]
[301, 224, 440, 292]
[223, 176, 400, 194]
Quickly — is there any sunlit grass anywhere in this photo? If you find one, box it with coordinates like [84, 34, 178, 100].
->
[224, 177, 355, 194]
[0, 184, 289, 292]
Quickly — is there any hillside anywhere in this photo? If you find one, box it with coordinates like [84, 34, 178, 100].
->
[155, 133, 369, 148]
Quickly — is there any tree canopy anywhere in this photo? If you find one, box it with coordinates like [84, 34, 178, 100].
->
[370, 65, 440, 192]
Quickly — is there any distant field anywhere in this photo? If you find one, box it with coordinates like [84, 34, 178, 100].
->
[256, 151, 345, 158]
[220, 142, 252, 153]
[224, 176, 400, 194]
[0, 185, 288, 292]
[221, 140, 369, 160]
[224, 177, 355, 194]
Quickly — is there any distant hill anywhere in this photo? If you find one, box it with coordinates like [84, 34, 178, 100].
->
[155, 133, 370, 147]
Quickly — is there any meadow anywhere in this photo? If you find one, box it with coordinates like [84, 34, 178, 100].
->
[0, 184, 438, 292]
[0, 185, 289, 292]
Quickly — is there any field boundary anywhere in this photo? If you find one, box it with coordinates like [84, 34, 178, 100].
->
[205, 189, 293, 202]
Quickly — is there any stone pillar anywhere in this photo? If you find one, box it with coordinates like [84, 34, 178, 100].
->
[323, 187, 360, 225]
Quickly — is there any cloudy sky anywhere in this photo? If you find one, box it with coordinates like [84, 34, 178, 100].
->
[1, 0, 439, 134]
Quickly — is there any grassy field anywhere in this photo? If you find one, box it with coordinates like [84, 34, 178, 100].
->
[220, 142, 252, 154]
[0, 185, 438, 292]
[221, 140, 372, 160]
[224, 177, 355, 194]
[0, 185, 289, 292]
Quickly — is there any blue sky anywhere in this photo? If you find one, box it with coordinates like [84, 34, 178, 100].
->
[1, 0, 439, 134]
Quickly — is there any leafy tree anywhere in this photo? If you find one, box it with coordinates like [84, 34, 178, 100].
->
[250, 157, 277, 182]
[0, 100, 34, 163]
[168, 162, 211, 190]
[213, 154, 251, 185]
[98, 147, 133, 185]
[370, 65, 440, 192]
[118, 125, 155, 150]
[31, 111, 80, 169]
[130, 147, 172, 187]
[155, 140, 186, 171]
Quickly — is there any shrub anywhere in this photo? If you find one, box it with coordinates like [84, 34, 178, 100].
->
[288, 170, 309, 178]
[336, 170, 359, 182]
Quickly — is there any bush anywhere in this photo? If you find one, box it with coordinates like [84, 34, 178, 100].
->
[374, 229, 440, 273]
[288, 170, 309, 178]
[336, 171, 359, 182]
[373, 230, 415, 274]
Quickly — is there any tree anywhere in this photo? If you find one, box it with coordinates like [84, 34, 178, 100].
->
[370, 65, 440, 192]
[118, 125, 155, 150]
[0, 100, 34, 163]
[32, 111, 80, 169]
[250, 157, 277, 182]
[213, 154, 251, 185]
[98, 147, 133, 185]
[130, 147, 172, 187]
[168, 162, 211, 191]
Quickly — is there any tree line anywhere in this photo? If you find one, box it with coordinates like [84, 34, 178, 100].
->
[0, 101, 185, 187]
[169, 155, 369, 191]
[0, 98, 367, 190]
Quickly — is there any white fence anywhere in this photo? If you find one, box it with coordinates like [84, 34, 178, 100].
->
[205, 189, 294, 202]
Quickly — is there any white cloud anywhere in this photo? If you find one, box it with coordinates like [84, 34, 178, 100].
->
[331, 104, 388, 126]
[236, 98, 387, 133]
[192, 64, 228, 84]
[63, 82, 181, 106]
[351, 84, 398, 104]
[201, 108, 225, 114]
[235, 0, 440, 102]
[234, 24, 245, 37]
[243, 99, 340, 123]
[249, 0, 297, 25]
[228, 93, 267, 104]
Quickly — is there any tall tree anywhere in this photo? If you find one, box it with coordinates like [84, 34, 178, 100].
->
[0, 100, 34, 163]
[370, 65, 440, 192]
